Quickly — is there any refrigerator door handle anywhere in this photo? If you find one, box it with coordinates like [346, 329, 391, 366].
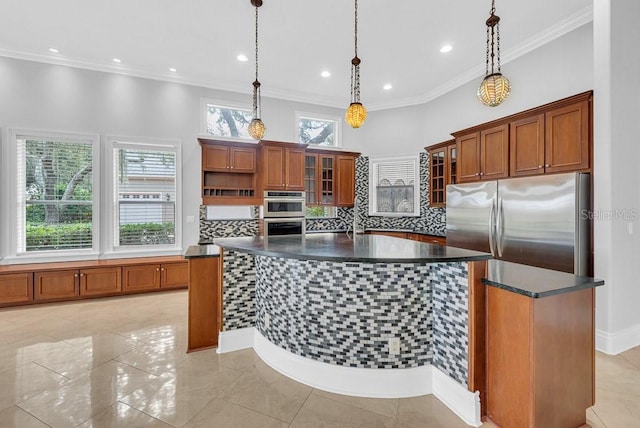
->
[488, 197, 496, 256]
[497, 196, 504, 257]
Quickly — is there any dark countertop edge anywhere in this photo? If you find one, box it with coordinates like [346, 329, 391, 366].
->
[184, 244, 220, 259]
[482, 277, 604, 298]
[214, 242, 491, 264]
[306, 229, 346, 234]
[364, 228, 446, 238]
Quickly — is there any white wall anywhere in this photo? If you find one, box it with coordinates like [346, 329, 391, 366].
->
[0, 57, 353, 248]
[593, 0, 640, 354]
[354, 24, 594, 157]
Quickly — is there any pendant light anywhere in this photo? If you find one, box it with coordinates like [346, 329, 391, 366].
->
[248, 0, 266, 140]
[477, 0, 511, 107]
[345, 0, 367, 128]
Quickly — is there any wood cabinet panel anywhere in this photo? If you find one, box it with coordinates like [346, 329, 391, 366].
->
[34, 270, 79, 300]
[80, 267, 122, 296]
[427, 140, 456, 207]
[407, 234, 446, 245]
[456, 133, 481, 183]
[260, 141, 307, 190]
[229, 147, 256, 172]
[545, 100, 590, 173]
[263, 145, 286, 189]
[161, 262, 189, 288]
[203, 145, 230, 171]
[285, 148, 306, 190]
[510, 114, 545, 177]
[480, 124, 509, 180]
[336, 154, 356, 207]
[122, 264, 161, 292]
[188, 256, 220, 352]
[0, 273, 33, 304]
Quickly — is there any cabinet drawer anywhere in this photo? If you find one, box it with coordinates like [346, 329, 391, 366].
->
[0, 273, 33, 304]
[80, 267, 122, 296]
[34, 270, 79, 300]
[122, 265, 160, 292]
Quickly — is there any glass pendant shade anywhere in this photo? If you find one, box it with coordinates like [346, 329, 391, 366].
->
[248, 118, 265, 140]
[345, 102, 367, 129]
[477, 72, 511, 107]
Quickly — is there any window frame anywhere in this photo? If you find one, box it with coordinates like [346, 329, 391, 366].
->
[105, 136, 183, 257]
[4, 128, 101, 263]
[295, 111, 342, 148]
[369, 155, 421, 217]
[200, 98, 257, 142]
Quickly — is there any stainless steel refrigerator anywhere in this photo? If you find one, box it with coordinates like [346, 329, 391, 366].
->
[446, 172, 590, 275]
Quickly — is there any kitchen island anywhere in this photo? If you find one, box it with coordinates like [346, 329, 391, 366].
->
[211, 233, 491, 426]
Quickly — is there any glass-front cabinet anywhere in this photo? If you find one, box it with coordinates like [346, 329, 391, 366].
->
[305, 151, 335, 206]
[426, 140, 457, 208]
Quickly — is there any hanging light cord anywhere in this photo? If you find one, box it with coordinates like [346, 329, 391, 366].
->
[485, 0, 501, 75]
[253, 5, 261, 119]
[350, 0, 361, 104]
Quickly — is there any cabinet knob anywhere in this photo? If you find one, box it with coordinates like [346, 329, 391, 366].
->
[80, 273, 84, 277]
[227, 165, 230, 169]
[538, 165, 543, 169]
[156, 268, 160, 271]
[74, 273, 78, 278]
[475, 173, 480, 176]
[479, 172, 484, 176]
[230, 166, 234, 169]
[545, 164, 550, 168]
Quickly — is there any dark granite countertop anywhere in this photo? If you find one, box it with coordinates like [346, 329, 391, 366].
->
[213, 233, 490, 263]
[364, 228, 446, 238]
[184, 244, 220, 259]
[483, 260, 605, 298]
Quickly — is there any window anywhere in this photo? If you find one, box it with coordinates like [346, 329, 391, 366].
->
[296, 112, 340, 147]
[202, 100, 254, 139]
[16, 133, 98, 254]
[369, 155, 420, 217]
[111, 141, 180, 250]
[306, 206, 337, 218]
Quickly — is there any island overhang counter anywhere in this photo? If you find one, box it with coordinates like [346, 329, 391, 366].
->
[210, 233, 492, 426]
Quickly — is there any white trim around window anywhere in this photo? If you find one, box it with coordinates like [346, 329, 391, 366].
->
[2, 128, 101, 264]
[103, 136, 183, 258]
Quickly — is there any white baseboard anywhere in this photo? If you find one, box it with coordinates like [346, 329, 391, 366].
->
[432, 367, 482, 427]
[253, 331, 482, 426]
[596, 324, 640, 355]
[216, 327, 255, 354]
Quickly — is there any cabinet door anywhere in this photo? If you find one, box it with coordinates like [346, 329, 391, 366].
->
[161, 262, 189, 288]
[319, 155, 335, 205]
[430, 148, 447, 207]
[0, 273, 33, 305]
[510, 114, 545, 177]
[305, 154, 319, 205]
[34, 270, 79, 300]
[229, 147, 256, 173]
[480, 124, 509, 180]
[263, 146, 286, 189]
[203, 145, 230, 171]
[336, 155, 356, 207]
[80, 267, 122, 296]
[285, 148, 306, 190]
[447, 144, 457, 185]
[122, 264, 160, 292]
[456, 133, 481, 183]
[545, 100, 590, 173]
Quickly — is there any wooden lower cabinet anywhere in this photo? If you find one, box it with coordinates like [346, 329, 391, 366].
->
[187, 256, 221, 352]
[486, 286, 594, 428]
[80, 267, 122, 296]
[407, 233, 446, 245]
[0, 273, 33, 304]
[160, 262, 189, 289]
[34, 270, 79, 300]
[123, 264, 161, 292]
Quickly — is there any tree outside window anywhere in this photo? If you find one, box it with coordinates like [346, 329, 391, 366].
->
[297, 115, 339, 147]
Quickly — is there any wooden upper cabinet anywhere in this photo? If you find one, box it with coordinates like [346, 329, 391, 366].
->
[456, 132, 481, 183]
[426, 139, 456, 207]
[336, 154, 358, 207]
[545, 100, 590, 173]
[202, 143, 256, 173]
[480, 124, 509, 180]
[510, 114, 545, 177]
[305, 152, 335, 206]
[259, 141, 307, 191]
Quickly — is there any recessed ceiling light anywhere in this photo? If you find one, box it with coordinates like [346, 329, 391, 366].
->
[440, 44, 453, 53]
[112, 58, 122, 63]
[383, 84, 393, 90]
[169, 67, 177, 73]
[48, 48, 59, 53]
[321, 71, 331, 78]
[237, 54, 248, 62]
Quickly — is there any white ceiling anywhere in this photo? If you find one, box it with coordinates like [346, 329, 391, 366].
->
[0, 0, 592, 111]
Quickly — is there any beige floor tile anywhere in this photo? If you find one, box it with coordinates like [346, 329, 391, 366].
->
[34, 333, 138, 378]
[0, 362, 69, 413]
[215, 348, 261, 373]
[586, 407, 607, 428]
[184, 398, 290, 428]
[115, 340, 190, 376]
[596, 352, 640, 398]
[312, 389, 399, 419]
[620, 346, 640, 371]
[120, 361, 244, 427]
[395, 395, 470, 428]
[592, 387, 640, 427]
[222, 365, 312, 423]
[17, 360, 156, 428]
[0, 335, 76, 371]
[76, 402, 173, 428]
[290, 393, 395, 428]
[0, 405, 50, 428]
